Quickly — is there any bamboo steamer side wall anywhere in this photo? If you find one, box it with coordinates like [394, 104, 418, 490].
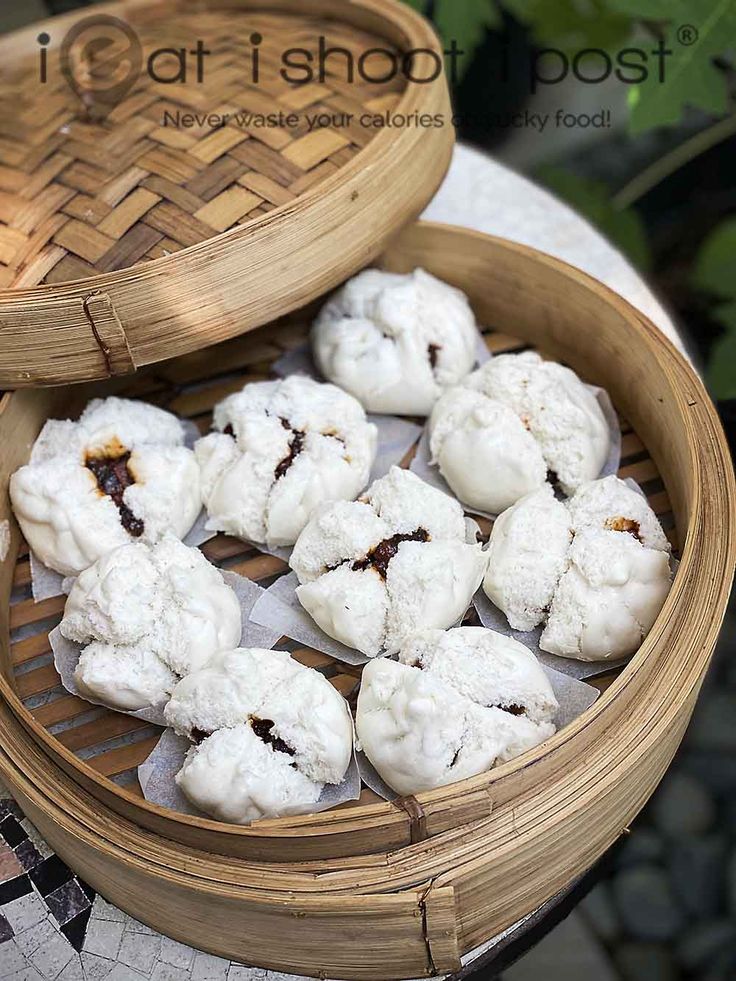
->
[0, 224, 733, 868]
[0, 224, 732, 980]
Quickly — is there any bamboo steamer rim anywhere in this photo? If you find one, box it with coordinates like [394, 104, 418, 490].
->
[2, 222, 734, 848]
[0, 0, 453, 386]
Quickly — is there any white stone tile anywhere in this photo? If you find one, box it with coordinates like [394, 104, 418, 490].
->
[18, 821, 54, 860]
[152, 962, 193, 981]
[29, 929, 74, 980]
[257, 971, 306, 981]
[103, 964, 148, 981]
[57, 953, 85, 981]
[123, 916, 158, 936]
[14, 916, 60, 959]
[89, 898, 125, 924]
[117, 931, 161, 975]
[227, 968, 270, 980]
[4, 893, 48, 933]
[191, 951, 230, 981]
[82, 919, 124, 960]
[160, 936, 196, 970]
[8, 968, 45, 981]
[1, 939, 31, 976]
[80, 952, 114, 981]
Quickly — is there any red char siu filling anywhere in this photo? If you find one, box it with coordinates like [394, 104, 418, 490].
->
[251, 718, 296, 757]
[86, 450, 143, 537]
[428, 343, 442, 370]
[605, 516, 642, 541]
[493, 703, 526, 716]
[275, 418, 305, 480]
[352, 528, 430, 579]
[190, 720, 297, 762]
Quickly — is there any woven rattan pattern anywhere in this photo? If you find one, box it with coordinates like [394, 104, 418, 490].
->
[0, 10, 406, 288]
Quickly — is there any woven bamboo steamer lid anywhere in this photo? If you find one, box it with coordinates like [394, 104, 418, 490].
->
[0, 216, 733, 981]
[0, 0, 452, 387]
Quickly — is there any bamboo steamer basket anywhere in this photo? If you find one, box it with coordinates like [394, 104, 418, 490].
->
[0, 222, 734, 979]
[0, 0, 452, 387]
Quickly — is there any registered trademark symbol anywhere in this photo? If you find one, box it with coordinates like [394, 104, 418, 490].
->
[677, 24, 699, 45]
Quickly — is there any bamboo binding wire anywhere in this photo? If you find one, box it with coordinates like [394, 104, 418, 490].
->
[0, 223, 733, 979]
[0, 0, 452, 387]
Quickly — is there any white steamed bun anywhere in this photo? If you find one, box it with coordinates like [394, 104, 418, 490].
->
[61, 537, 241, 711]
[195, 375, 377, 547]
[356, 626, 557, 796]
[165, 648, 353, 824]
[429, 351, 611, 513]
[484, 476, 672, 661]
[10, 397, 201, 576]
[312, 268, 478, 416]
[289, 467, 487, 657]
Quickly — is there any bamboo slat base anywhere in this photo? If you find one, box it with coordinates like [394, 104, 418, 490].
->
[0, 223, 733, 979]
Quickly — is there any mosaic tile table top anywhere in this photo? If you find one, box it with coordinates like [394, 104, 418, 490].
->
[0, 783, 292, 981]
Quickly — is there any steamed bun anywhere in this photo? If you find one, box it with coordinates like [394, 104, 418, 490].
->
[290, 468, 487, 657]
[356, 626, 557, 795]
[61, 537, 241, 711]
[484, 476, 672, 661]
[195, 375, 377, 547]
[10, 398, 201, 576]
[312, 268, 478, 416]
[429, 352, 611, 513]
[165, 648, 353, 824]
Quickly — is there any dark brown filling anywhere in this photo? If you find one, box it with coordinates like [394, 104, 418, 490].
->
[190, 727, 210, 745]
[605, 516, 642, 541]
[223, 423, 235, 437]
[86, 450, 143, 537]
[251, 718, 295, 757]
[546, 468, 560, 487]
[428, 343, 442, 370]
[352, 528, 430, 579]
[493, 703, 526, 716]
[274, 418, 305, 480]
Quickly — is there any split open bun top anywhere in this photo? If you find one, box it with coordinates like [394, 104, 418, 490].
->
[484, 476, 672, 661]
[312, 268, 479, 416]
[289, 467, 487, 657]
[428, 351, 611, 514]
[195, 375, 377, 548]
[164, 648, 353, 824]
[356, 627, 558, 796]
[10, 398, 201, 576]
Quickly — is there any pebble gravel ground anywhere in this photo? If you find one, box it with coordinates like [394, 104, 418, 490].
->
[579, 600, 736, 981]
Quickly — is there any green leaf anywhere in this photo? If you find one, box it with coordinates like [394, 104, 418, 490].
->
[614, 0, 736, 134]
[692, 219, 736, 299]
[502, 0, 633, 52]
[537, 167, 651, 270]
[434, 0, 502, 75]
[605, 0, 677, 18]
[401, 0, 427, 12]
[707, 302, 736, 398]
